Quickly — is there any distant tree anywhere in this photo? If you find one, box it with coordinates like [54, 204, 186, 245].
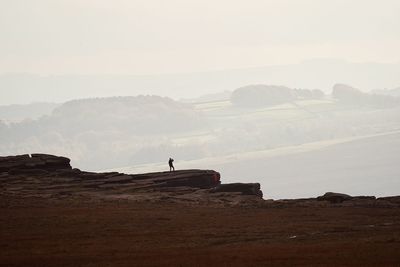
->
[293, 89, 313, 98]
[371, 87, 400, 97]
[332, 83, 400, 108]
[231, 85, 295, 107]
[311, 89, 325, 98]
[332, 84, 365, 104]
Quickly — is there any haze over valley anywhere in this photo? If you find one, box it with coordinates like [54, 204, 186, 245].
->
[1, 82, 400, 198]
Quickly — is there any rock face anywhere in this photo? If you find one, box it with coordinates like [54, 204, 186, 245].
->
[130, 169, 221, 189]
[0, 154, 263, 205]
[211, 183, 263, 198]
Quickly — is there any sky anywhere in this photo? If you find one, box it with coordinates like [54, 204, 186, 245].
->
[1, 0, 400, 75]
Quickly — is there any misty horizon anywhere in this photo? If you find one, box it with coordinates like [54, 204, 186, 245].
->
[1, 58, 400, 105]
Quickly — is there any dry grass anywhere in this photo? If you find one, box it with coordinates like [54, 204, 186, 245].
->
[1, 196, 400, 266]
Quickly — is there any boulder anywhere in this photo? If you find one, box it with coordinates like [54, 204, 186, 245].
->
[317, 192, 352, 203]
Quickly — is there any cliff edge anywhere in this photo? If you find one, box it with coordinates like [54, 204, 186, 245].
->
[0, 154, 263, 205]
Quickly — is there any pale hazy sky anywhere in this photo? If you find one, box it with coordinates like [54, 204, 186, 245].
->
[1, 0, 399, 75]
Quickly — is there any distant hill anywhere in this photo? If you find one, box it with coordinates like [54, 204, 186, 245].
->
[0, 102, 59, 122]
[46, 95, 205, 135]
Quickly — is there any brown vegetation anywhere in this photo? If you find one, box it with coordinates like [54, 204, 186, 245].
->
[1, 196, 400, 267]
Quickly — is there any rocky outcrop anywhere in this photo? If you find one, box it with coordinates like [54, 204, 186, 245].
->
[0, 154, 71, 173]
[0, 154, 263, 205]
[3, 154, 399, 208]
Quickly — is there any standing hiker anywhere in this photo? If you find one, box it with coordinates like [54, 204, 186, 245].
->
[168, 157, 175, 172]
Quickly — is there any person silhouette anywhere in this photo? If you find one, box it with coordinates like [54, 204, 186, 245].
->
[168, 157, 175, 172]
